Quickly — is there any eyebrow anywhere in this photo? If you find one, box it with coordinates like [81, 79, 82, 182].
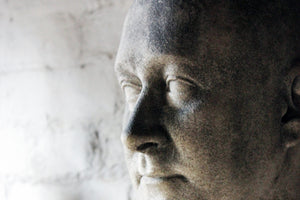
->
[114, 64, 140, 86]
[115, 70, 135, 84]
[114, 63, 127, 75]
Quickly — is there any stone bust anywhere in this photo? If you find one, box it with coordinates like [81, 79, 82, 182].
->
[114, 0, 300, 199]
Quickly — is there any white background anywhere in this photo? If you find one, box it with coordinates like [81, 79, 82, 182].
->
[0, 0, 132, 199]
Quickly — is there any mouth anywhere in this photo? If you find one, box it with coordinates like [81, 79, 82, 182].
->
[139, 174, 187, 185]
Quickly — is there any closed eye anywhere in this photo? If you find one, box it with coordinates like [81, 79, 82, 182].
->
[121, 81, 142, 91]
[165, 75, 200, 108]
[166, 75, 197, 92]
[121, 81, 142, 111]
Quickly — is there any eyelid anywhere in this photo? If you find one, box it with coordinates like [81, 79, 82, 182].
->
[166, 74, 209, 90]
[120, 80, 142, 90]
[166, 75, 197, 88]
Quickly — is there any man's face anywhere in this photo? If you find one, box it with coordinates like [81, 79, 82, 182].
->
[115, 2, 286, 200]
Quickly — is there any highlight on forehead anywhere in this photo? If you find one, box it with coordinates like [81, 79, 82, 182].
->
[134, 0, 203, 11]
[126, 0, 204, 56]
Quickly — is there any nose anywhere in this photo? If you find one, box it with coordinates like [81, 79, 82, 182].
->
[121, 88, 170, 153]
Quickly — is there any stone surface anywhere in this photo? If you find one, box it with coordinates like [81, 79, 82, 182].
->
[115, 1, 300, 200]
[0, 0, 132, 200]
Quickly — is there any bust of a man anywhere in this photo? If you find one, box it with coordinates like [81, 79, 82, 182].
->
[115, 0, 300, 199]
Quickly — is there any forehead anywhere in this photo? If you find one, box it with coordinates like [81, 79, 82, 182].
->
[115, 0, 285, 86]
[126, 1, 202, 57]
[117, 1, 235, 61]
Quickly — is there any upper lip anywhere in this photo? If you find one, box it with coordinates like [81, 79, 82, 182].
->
[139, 171, 176, 178]
[142, 174, 182, 178]
[138, 174, 187, 183]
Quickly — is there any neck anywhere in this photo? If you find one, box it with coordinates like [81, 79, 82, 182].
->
[271, 145, 300, 200]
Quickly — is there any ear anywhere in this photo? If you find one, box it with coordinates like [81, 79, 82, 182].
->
[281, 62, 300, 149]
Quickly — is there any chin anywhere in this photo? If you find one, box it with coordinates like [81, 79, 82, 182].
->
[134, 179, 204, 200]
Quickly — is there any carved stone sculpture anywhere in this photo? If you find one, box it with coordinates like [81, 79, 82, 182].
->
[115, 1, 300, 199]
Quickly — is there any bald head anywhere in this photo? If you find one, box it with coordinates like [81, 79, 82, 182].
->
[120, 0, 300, 72]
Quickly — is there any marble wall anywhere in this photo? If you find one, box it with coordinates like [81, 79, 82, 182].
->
[0, 0, 132, 199]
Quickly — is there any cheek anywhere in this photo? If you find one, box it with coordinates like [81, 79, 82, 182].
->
[163, 103, 240, 192]
[163, 101, 234, 160]
[163, 98, 242, 177]
[122, 105, 131, 128]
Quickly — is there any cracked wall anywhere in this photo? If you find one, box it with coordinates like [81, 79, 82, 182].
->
[0, 0, 133, 199]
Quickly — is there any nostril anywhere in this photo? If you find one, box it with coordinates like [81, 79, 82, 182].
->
[137, 142, 158, 152]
